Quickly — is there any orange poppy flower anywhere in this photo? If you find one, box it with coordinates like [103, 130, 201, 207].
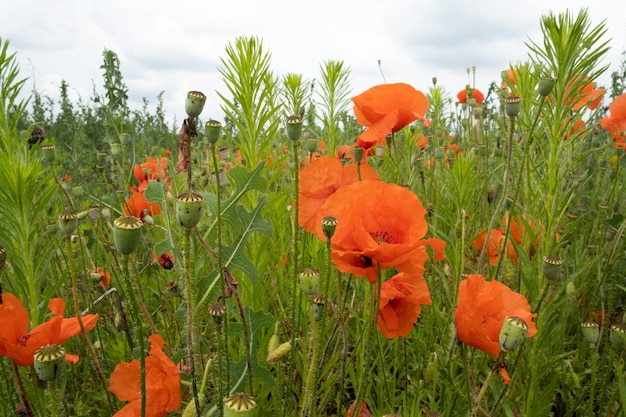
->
[455, 274, 537, 358]
[316, 180, 445, 283]
[378, 272, 431, 338]
[346, 401, 372, 417]
[91, 268, 111, 290]
[336, 145, 354, 161]
[124, 191, 161, 219]
[154, 252, 174, 270]
[472, 228, 515, 266]
[109, 333, 181, 417]
[133, 157, 169, 192]
[298, 156, 379, 234]
[0, 293, 99, 366]
[600, 93, 626, 139]
[563, 119, 587, 140]
[415, 135, 429, 150]
[352, 83, 430, 149]
[456, 88, 485, 104]
[501, 68, 518, 89]
[566, 76, 605, 111]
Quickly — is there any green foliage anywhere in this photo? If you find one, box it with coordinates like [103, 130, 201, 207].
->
[318, 60, 352, 154]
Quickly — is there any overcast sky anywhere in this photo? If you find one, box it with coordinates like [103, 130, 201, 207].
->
[3, 0, 625, 128]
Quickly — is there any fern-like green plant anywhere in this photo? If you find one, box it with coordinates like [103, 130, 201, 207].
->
[318, 60, 352, 155]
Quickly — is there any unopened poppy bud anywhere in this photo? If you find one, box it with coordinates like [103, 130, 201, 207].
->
[205, 119, 222, 144]
[499, 316, 529, 352]
[34, 344, 66, 382]
[208, 301, 227, 322]
[113, 216, 143, 255]
[90, 272, 103, 283]
[268, 334, 280, 354]
[610, 324, 626, 346]
[305, 138, 318, 154]
[185, 91, 206, 118]
[432, 76, 437, 86]
[504, 96, 522, 117]
[299, 268, 320, 298]
[182, 394, 207, 417]
[57, 212, 78, 237]
[42, 144, 55, 163]
[542, 255, 563, 281]
[321, 216, 338, 240]
[267, 334, 291, 363]
[176, 191, 204, 229]
[224, 393, 256, 417]
[312, 293, 325, 322]
[487, 185, 496, 203]
[285, 115, 303, 142]
[353, 146, 364, 164]
[537, 77, 555, 97]
[581, 321, 600, 345]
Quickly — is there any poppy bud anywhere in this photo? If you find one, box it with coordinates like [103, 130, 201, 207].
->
[42, 144, 55, 163]
[285, 115, 303, 142]
[610, 324, 626, 346]
[176, 191, 204, 229]
[581, 321, 600, 345]
[312, 293, 325, 322]
[499, 316, 529, 352]
[267, 334, 291, 363]
[57, 211, 78, 237]
[113, 216, 144, 255]
[353, 146, 364, 164]
[542, 255, 563, 281]
[34, 344, 66, 382]
[185, 91, 206, 119]
[205, 119, 222, 144]
[321, 216, 338, 240]
[537, 77, 555, 97]
[90, 272, 103, 283]
[224, 393, 256, 417]
[208, 301, 227, 322]
[299, 268, 320, 298]
[504, 96, 522, 118]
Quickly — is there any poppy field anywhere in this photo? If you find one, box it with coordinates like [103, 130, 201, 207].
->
[3, 8, 626, 417]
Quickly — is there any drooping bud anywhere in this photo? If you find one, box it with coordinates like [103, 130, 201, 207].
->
[113, 216, 143, 255]
[176, 191, 205, 229]
[285, 115, 303, 142]
[499, 316, 529, 352]
[224, 393, 256, 417]
[185, 91, 206, 118]
[34, 344, 66, 382]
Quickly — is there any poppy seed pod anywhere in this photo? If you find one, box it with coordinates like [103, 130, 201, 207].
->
[321, 216, 338, 240]
[185, 91, 206, 119]
[542, 255, 564, 281]
[208, 301, 226, 322]
[42, 144, 55, 163]
[110, 142, 122, 156]
[610, 324, 626, 346]
[34, 344, 66, 382]
[504, 96, 522, 118]
[312, 293, 325, 322]
[113, 216, 144, 255]
[205, 119, 222, 145]
[285, 115, 303, 142]
[299, 268, 320, 298]
[176, 191, 204, 229]
[581, 321, 600, 345]
[538, 77, 555, 97]
[224, 393, 256, 417]
[353, 146, 364, 164]
[57, 212, 78, 237]
[499, 316, 529, 352]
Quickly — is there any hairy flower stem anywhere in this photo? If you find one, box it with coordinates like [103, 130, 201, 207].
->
[66, 237, 113, 412]
[183, 228, 202, 416]
[49, 382, 58, 417]
[129, 262, 159, 335]
[121, 256, 147, 417]
[471, 363, 496, 417]
[301, 308, 319, 417]
[11, 360, 33, 417]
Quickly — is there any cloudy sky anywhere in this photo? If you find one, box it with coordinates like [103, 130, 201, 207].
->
[3, 0, 625, 127]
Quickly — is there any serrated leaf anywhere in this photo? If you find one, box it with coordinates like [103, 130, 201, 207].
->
[154, 240, 173, 257]
[145, 180, 166, 206]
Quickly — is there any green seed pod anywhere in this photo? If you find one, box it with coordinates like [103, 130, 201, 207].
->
[499, 316, 529, 352]
[176, 191, 205, 229]
[205, 119, 222, 145]
[299, 268, 320, 298]
[208, 302, 226, 322]
[434, 146, 445, 159]
[34, 344, 66, 382]
[581, 321, 600, 345]
[42, 144, 55, 163]
[110, 142, 122, 156]
[113, 216, 143, 255]
[57, 212, 78, 237]
[542, 255, 564, 281]
[185, 91, 206, 119]
[537, 77, 555, 97]
[321, 216, 338, 240]
[312, 293, 325, 322]
[285, 115, 303, 142]
[504, 96, 522, 118]
[353, 146, 364, 164]
[610, 324, 626, 346]
[224, 393, 256, 417]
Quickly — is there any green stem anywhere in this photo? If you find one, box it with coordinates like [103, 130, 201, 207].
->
[49, 382, 59, 417]
[183, 229, 202, 416]
[301, 308, 319, 417]
[11, 360, 33, 417]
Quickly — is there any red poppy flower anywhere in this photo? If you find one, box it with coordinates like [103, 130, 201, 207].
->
[346, 401, 371, 417]
[133, 157, 169, 192]
[565, 76, 605, 111]
[109, 333, 181, 417]
[0, 293, 99, 366]
[378, 272, 431, 338]
[563, 119, 587, 140]
[416, 135, 429, 150]
[600, 93, 626, 139]
[91, 268, 111, 290]
[457, 88, 485, 104]
[298, 156, 379, 234]
[336, 145, 354, 161]
[501, 69, 518, 89]
[455, 274, 537, 358]
[315, 180, 445, 283]
[124, 191, 161, 219]
[472, 228, 516, 266]
[352, 83, 430, 149]
[155, 252, 174, 270]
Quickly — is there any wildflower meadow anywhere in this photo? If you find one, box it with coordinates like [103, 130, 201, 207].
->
[3, 8, 626, 417]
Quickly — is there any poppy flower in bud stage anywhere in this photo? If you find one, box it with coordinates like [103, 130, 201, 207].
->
[0, 293, 99, 366]
[109, 334, 181, 417]
[455, 274, 536, 382]
[298, 156, 379, 234]
[315, 180, 445, 283]
[352, 83, 430, 149]
[456, 88, 485, 104]
[378, 272, 431, 338]
[600, 93, 626, 139]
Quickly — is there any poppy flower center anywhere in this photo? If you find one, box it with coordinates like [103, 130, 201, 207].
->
[370, 231, 396, 245]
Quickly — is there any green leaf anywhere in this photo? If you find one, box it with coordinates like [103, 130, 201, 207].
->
[145, 180, 166, 206]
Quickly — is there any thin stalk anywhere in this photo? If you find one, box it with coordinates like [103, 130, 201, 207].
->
[11, 361, 33, 417]
[471, 352, 504, 417]
[183, 228, 202, 416]
[49, 382, 58, 417]
[301, 307, 319, 417]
